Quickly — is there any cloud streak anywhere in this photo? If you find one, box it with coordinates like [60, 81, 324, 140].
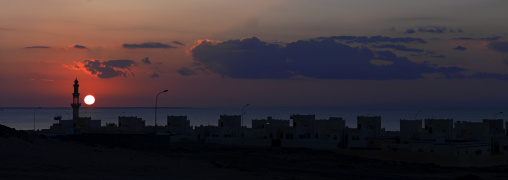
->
[453, 46, 467, 51]
[173, 41, 185, 46]
[405, 26, 463, 34]
[318, 36, 426, 44]
[141, 57, 151, 64]
[73, 45, 87, 49]
[177, 67, 197, 76]
[122, 42, 176, 49]
[25, 46, 51, 49]
[451, 36, 502, 41]
[372, 44, 424, 52]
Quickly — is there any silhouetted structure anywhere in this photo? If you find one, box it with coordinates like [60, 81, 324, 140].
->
[167, 115, 191, 135]
[47, 79, 101, 134]
[483, 119, 504, 136]
[119, 116, 145, 132]
[423, 119, 453, 140]
[71, 78, 81, 120]
[357, 116, 382, 137]
[218, 115, 241, 137]
[400, 119, 422, 142]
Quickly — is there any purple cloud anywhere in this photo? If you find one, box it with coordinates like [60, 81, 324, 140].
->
[453, 46, 467, 51]
[73, 45, 87, 49]
[187, 37, 464, 80]
[123, 42, 176, 49]
[487, 41, 508, 53]
[25, 46, 51, 49]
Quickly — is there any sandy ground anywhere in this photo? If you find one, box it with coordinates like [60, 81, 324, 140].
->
[1, 125, 508, 180]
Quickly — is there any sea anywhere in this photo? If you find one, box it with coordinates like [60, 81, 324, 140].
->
[0, 106, 506, 131]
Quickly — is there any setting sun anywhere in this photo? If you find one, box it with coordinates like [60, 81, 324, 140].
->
[84, 95, 95, 105]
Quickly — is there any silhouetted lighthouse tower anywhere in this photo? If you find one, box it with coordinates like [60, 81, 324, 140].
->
[71, 78, 81, 120]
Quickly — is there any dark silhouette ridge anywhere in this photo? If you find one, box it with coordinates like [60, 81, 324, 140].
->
[1, 125, 507, 179]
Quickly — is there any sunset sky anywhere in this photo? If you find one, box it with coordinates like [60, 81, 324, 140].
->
[1, 0, 508, 108]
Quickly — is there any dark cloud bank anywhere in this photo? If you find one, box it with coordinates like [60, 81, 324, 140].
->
[187, 37, 465, 80]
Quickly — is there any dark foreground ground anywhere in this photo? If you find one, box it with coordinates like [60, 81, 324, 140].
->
[1, 125, 508, 180]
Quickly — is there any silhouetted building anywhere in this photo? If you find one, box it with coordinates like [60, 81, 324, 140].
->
[455, 121, 489, 141]
[74, 117, 100, 132]
[482, 119, 504, 136]
[314, 117, 346, 140]
[218, 115, 241, 137]
[119, 116, 145, 132]
[252, 116, 290, 129]
[357, 116, 382, 137]
[400, 119, 422, 142]
[423, 119, 453, 140]
[250, 116, 290, 146]
[291, 114, 315, 139]
[167, 115, 191, 135]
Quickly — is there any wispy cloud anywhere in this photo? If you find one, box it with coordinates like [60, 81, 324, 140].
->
[470, 72, 508, 80]
[173, 41, 185, 46]
[372, 44, 424, 53]
[141, 57, 151, 64]
[25, 46, 51, 49]
[122, 42, 176, 49]
[453, 46, 467, 51]
[451, 36, 502, 41]
[405, 26, 463, 34]
[150, 73, 160, 78]
[73, 45, 87, 49]
[318, 36, 426, 44]
[177, 67, 197, 76]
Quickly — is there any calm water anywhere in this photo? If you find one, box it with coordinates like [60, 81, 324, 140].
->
[0, 106, 506, 131]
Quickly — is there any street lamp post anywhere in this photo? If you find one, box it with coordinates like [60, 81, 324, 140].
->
[155, 90, 168, 134]
[494, 111, 503, 120]
[154, 90, 168, 153]
[241, 104, 249, 146]
[415, 111, 422, 120]
[34, 107, 41, 131]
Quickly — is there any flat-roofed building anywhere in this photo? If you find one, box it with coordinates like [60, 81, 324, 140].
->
[423, 119, 453, 140]
[482, 119, 504, 137]
[118, 116, 145, 132]
[357, 116, 381, 137]
[400, 119, 422, 142]
[167, 115, 191, 135]
[455, 121, 489, 141]
[218, 115, 241, 137]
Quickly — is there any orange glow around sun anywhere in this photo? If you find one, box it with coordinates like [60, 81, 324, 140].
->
[84, 95, 95, 105]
